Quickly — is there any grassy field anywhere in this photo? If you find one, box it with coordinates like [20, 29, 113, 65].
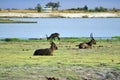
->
[0, 38, 120, 80]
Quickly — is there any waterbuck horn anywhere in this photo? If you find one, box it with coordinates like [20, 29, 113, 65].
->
[46, 34, 49, 40]
[90, 33, 94, 39]
[46, 34, 48, 38]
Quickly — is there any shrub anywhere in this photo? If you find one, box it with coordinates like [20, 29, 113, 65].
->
[3, 38, 21, 42]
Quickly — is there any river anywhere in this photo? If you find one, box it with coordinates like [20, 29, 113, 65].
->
[0, 18, 120, 39]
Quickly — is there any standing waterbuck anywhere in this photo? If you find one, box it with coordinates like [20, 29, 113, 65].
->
[77, 33, 96, 49]
[46, 33, 60, 41]
[33, 42, 58, 56]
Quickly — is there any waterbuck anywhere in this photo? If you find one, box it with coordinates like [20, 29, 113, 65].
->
[46, 33, 60, 41]
[33, 42, 58, 56]
[78, 33, 96, 49]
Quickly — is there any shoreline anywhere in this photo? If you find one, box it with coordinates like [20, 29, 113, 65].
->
[0, 12, 120, 18]
[0, 19, 37, 23]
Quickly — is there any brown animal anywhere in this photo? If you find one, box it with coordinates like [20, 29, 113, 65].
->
[33, 42, 58, 56]
[46, 33, 60, 41]
[78, 33, 96, 49]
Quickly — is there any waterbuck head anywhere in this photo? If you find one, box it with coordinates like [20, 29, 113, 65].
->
[50, 41, 58, 50]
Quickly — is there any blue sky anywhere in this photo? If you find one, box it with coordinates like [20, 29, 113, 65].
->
[0, 0, 120, 10]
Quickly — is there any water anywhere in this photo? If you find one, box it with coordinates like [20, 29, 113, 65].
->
[0, 18, 120, 39]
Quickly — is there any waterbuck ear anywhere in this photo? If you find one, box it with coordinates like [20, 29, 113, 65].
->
[90, 33, 94, 39]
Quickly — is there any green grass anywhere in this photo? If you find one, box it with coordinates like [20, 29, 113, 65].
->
[0, 39, 120, 80]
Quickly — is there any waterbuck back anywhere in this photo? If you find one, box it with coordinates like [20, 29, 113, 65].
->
[46, 33, 60, 40]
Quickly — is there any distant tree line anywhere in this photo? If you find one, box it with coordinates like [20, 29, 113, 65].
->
[69, 5, 88, 11]
[0, 2, 60, 13]
[0, 2, 120, 12]
[67, 5, 120, 12]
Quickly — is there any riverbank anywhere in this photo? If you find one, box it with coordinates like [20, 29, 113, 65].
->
[0, 12, 120, 18]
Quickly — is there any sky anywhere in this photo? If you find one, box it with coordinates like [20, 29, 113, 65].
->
[0, 0, 120, 10]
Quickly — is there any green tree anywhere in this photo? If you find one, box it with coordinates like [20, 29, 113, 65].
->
[83, 5, 88, 11]
[95, 6, 107, 12]
[46, 2, 53, 9]
[45, 2, 60, 10]
[99, 7, 107, 12]
[36, 4, 42, 12]
[112, 8, 117, 12]
[54, 2, 60, 10]
[95, 7, 100, 12]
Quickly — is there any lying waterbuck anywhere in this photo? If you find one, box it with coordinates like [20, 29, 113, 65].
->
[46, 33, 60, 41]
[78, 33, 96, 49]
[33, 42, 58, 56]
